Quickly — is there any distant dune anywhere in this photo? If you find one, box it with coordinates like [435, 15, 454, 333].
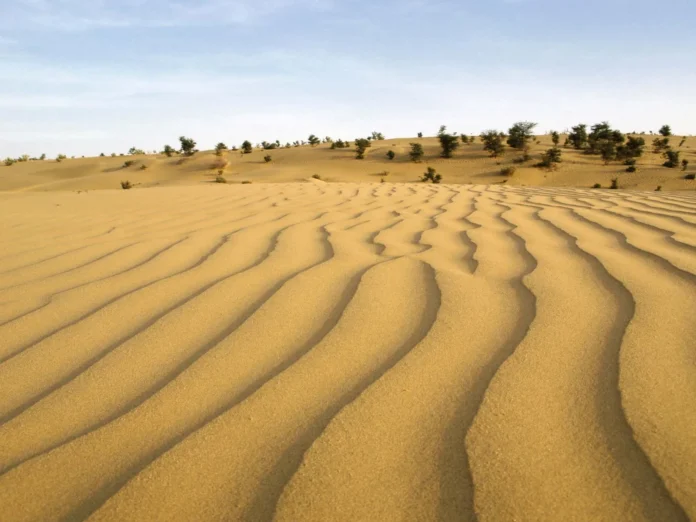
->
[1, 134, 696, 192]
[0, 183, 695, 521]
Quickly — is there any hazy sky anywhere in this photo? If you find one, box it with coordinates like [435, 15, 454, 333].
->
[2, 0, 695, 157]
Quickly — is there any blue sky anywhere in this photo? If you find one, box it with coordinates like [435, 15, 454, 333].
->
[2, 0, 695, 157]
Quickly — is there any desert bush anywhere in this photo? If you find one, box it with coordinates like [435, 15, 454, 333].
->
[308, 134, 321, 147]
[417, 132, 423, 138]
[386, 150, 395, 160]
[56, 154, 67, 162]
[354, 138, 371, 159]
[537, 147, 562, 169]
[659, 125, 672, 137]
[241, 140, 253, 154]
[215, 142, 228, 155]
[610, 178, 619, 189]
[39, 153, 46, 160]
[592, 183, 602, 188]
[481, 130, 506, 157]
[121, 180, 133, 190]
[264, 155, 272, 163]
[123, 160, 135, 168]
[111, 153, 117, 157]
[568, 124, 588, 149]
[312, 174, 322, 180]
[656, 185, 662, 191]
[438, 126, 460, 158]
[421, 166, 442, 184]
[4, 157, 15, 166]
[261, 141, 277, 150]
[586, 122, 625, 159]
[501, 166, 516, 176]
[685, 173, 696, 180]
[626, 166, 637, 173]
[616, 136, 645, 160]
[241, 180, 252, 184]
[179, 136, 197, 156]
[682, 159, 689, 171]
[652, 137, 670, 154]
[215, 175, 227, 183]
[409, 142, 424, 162]
[163, 145, 175, 157]
[663, 150, 680, 168]
[551, 131, 560, 146]
[99, 152, 105, 157]
[140, 164, 148, 170]
[371, 131, 385, 141]
[507, 122, 537, 150]
[128, 147, 144, 155]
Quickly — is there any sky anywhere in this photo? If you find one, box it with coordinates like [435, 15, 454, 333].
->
[1, 0, 695, 157]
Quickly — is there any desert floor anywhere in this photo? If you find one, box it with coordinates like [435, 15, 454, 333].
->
[0, 182, 695, 521]
[2, 134, 696, 192]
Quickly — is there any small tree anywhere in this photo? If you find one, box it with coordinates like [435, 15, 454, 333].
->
[616, 136, 645, 160]
[481, 130, 506, 157]
[652, 137, 670, 154]
[308, 135, 321, 147]
[600, 142, 617, 164]
[371, 131, 385, 141]
[163, 145, 175, 157]
[551, 131, 560, 146]
[507, 121, 537, 150]
[215, 142, 228, 156]
[179, 136, 197, 156]
[241, 140, 253, 154]
[438, 126, 460, 158]
[568, 124, 588, 149]
[682, 159, 690, 171]
[610, 178, 619, 189]
[409, 142, 424, 162]
[4, 157, 15, 166]
[386, 150, 395, 160]
[56, 154, 67, 162]
[355, 138, 371, 159]
[587, 122, 624, 156]
[417, 132, 423, 138]
[663, 149, 680, 168]
[659, 125, 672, 137]
[421, 167, 442, 184]
[128, 146, 144, 155]
[264, 155, 272, 163]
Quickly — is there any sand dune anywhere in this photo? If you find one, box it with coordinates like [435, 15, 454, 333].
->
[0, 183, 695, 521]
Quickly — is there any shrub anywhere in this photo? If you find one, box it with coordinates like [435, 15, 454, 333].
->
[123, 160, 135, 168]
[261, 141, 277, 150]
[121, 180, 133, 189]
[241, 180, 252, 184]
[312, 174, 322, 180]
[421, 166, 442, 184]
[682, 159, 689, 171]
[507, 121, 537, 150]
[659, 125, 672, 137]
[128, 146, 145, 155]
[551, 131, 560, 146]
[163, 145, 175, 157]
[593, 183, 602, 188]
[663, 150, 680, 168]
[417, 132, 423, 138]
[501, 166, 516, 176]
[215, 142, 228, 156]
[241, 140, 253, 154]
[140, 164, 148, 170]
[215, 175, 227, 183]
[355, 138, 371, 159]
[308, 134, 321, 147]
[616, 136, 645, 160]
[4, 157, 15, 166]
[610, 178, 619, 189]
[685, 173, 696, 180]
[371, 131, 385, 141]
[438, 126, 460, 158]
[264, 155, 272, 163]
[626, 166, 637, 173]
[537, 147, 562, 169]
[409, 142, 424, 162]
[56, 154, 67, 162]
[179, 136, 197, 156]
[568, 124, 588, 149]
[111, 153, 117, 157]
[587, 122, 624, 158]
[386, 150, 395, 160]
[656, 185, 662, 191]
[679, 138, 686, 147]
[652, 137, 670, 154]
[480, 130, 506, 157]
[39, 153, 46, 160]
[99, 152, 105, 157]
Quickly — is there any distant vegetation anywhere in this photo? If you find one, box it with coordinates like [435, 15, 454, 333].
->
[354, 138, 371, 159]
[409, 143, 424, 162]
[437, 125, 460, 158]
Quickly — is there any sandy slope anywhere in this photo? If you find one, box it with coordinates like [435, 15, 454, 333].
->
[2, 134, 696, 192]
[0, 183, 695, 522]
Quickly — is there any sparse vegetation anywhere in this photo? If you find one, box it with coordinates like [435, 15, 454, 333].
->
[421, 167, 442, 184]
[163, 145, 175, 157]
[500, 166, 516, 176]
[656, 185, 662, 191]
[507, 122, 537, 150]
[371, 131, 385, 141]
[682, 159, 689, 171]
[593, 183, 602, 189]
[480, 130, 506, 157]
[128, 147, 145, 155]
[617, 135, 645, 160]
[123, 160, 136, 168]
[39, 153, 46, 160]
[121, 180, 133, 190]
[438, 126, 460, 158]
[417, 132, 423, 138]
[551, 131, 560, 146]
[537, 147, 562, 169]
[215, 142, 228, 156]
[308, 135, 321, 147]
[4, 157, 15, 166]
[140, 164, 148, 170]
[386, 150, 395, 160]
[610, 178, 619, 189]
[685, 173, 696, 180]
[652, 137, 670, 154]
[264, 155, 272, 163]
[241, 140, 253, 154]
[568, 124, 589, 149]
[312, 174, 322, 180]
[215, 175, 227, 183]
[409, 142, 424, 162]
[56, 154, 67, 162]
[659, 125, 672, 137]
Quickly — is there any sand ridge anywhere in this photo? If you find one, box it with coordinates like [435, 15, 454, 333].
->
[0, 183, 695, 521]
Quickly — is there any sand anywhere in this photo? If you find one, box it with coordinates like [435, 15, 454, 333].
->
[0, 182, 695, 521]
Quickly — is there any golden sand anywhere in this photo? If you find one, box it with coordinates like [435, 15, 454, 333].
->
[0, 182, 695, 521]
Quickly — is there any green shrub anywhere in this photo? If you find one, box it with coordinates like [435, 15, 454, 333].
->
[386, 150, 395, 160]
[163, 145, 175, 157]
[568, 124, 588, 149]
[592, 183, 602, 188]
[685, 173, 696, 180]
[308, 134, 320, 147]
[215, 142, 228, 155]
[241, 180, 252, 184]
[354, 138, 371, 159]
[179, 136, 197, 156]
[663, 150, 680, 168]
[481, 130, 506, 157]
[652, 137, 670, 154]
[501, 166, 516, 176]
[659, 125, 672, 137]
[507, 122, 537, 150]
[537, 147, 562, 169]
[264, 155, 272, 163]
[121, 180, 133, 190]
[371, 131, 385, 140]
[551, 131, 560, 146]
[241, 140, 253, 154]
[128, 146, 144, 155]
[421, 166, 442, 184]
[417, 132, 423, 138]
[437, 125, 460, 158]
[409, 142, 424, 162]
[124, 160, 135, 168]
